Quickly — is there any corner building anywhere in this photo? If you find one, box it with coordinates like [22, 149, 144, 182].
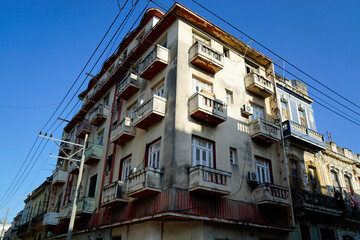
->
[47, 3, 294, 240]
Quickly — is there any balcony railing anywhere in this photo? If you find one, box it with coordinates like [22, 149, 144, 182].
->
[76, 197, 95, 215]
[110, 117, 136, 145]
[68, 161, 80, 175]
[88, 104, 109, 127]
[249, 118, 281, 144]
[102, 181, 128, 207]
[117, 73, 139, 100]
[189, 41, 224, 74]
[139, 44, 169, 80]
[189, 165, 231, 196]
[252, 183, 291, 207]
[76, 120, 92, 138]
[245, 72, 274, 98]
[126, 167, 163, 198]
[43, 212, 59, 226]
[133, 95, 166, 130]
[52, 170, 68, 186]
[59, 139, 71, 153]
[292, 189, 342, 215]
[84, 143, 103, 166]
[282, 120, 326, 151]
[189, 91, 227, 125]
[59, 204, 72, 219]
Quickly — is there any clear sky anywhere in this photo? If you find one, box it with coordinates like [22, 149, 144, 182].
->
[0, 0, 359, 221]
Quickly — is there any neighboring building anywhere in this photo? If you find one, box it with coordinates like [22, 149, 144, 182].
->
[1, 222, 11, 240]
[10, 3, 360, 240]
[3, 210, 22, 240]
[16, 177, 52, 240]
[275, 74, 360, 240]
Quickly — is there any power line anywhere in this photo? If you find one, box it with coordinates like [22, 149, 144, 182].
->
[0, 1, 131, 209]
[46, 1, 140, 134]
[189, 0, 360, 111]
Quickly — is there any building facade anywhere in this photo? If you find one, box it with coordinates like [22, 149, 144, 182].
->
[8, 3, 360, 240]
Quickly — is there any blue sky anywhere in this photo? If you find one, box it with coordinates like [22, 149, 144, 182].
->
[0, 0, 359, 221]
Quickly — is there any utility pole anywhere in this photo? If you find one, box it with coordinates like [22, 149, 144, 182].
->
[0, 208, 9, 240]
[39, 132, 88, 240]
[66, 134, 88, 240]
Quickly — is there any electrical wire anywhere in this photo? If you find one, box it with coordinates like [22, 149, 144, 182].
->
[0, 1, 131, 209]
[189, 0, 360, 111]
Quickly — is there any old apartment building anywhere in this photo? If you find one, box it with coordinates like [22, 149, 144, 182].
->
[6, 3, 360, 240]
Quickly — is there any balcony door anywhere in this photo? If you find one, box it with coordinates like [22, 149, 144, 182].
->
[192, 136, 214, 168]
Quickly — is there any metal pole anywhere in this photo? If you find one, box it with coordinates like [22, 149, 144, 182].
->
[66, 134, 88, 240]
[1, 208, 9, 239]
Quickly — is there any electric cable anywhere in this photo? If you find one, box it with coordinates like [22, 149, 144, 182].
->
[189, 0, 360, 111]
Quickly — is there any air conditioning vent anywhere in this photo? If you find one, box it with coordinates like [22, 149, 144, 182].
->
[247, 171, 258, 185]
[243, 104, 253, 116]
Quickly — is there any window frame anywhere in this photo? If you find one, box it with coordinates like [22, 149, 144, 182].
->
[255, 157, 272, 184]
[146, 138, 161, 169]
[191, 136, 215, 168]
[119, 155, 132, 182]
[229, 147, 237, 165]
[250, 103, 264, 121]
[192, 76, 213, 94]
[87, 173, 98, 198]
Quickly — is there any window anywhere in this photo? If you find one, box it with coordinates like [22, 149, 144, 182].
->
[192, 76, 212, 93]
[136, 29, 145, 42]
[245, 59, 259, 74]
[281, 100, 289, 121]
[148, 140, 161, 169]
[96, 130, 104, 146]
[250, 104, 264, 121]
[225, 90, 233, 104]
[103, 94, 110, 106]
[223, 47, 230, 58]
[157, 34, 167, 48]
[308, 166, 319, 192]
[153, 81, 165, 98]
[255, 158, 271, 184]
[330, 170, 340, 193]
[106, 154, 113, 175]
[230, 147, 236, 165]
[298, 108, 307, 127]
[192, 136, 214, 167]
[192, 31, 210, 45]
[320, 228, 336, 240]
[300, 224, 311, 240]
[344, 175, 353, 194]
[88, 174, 97, 198]
[120, 157, 131, 182]
[126, 102, 137, 120]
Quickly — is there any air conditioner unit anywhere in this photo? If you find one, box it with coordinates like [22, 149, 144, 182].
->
[243, 104, 253, 116]
[247, 171, 258, 185]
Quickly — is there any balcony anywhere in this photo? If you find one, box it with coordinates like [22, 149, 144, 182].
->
[84, 143, 103, 166]
[110, 117, 136, 145]
[126, 167, 163, 198]
[189, 41, 224, 74]
[52, 170, 68, 186]
[189, 165, 231, 196]
[245, 72, 274, 98]
[133, 95, 166, 130]
[76, 197, 95, 215]
[76, 120, 92, 138]
[252, 183, 291, 207]
[139, 45, 169, 80]
[189, 92, 227, 125]
[59, 204, 72, 219]
[282, 120, 326, 151]
[102, 181, 128, 207]
[117, 73, 139, 100]
[43, 212, 59, 226]
[68, 161, 79, 175]
[249, 118, 281, 144]
[60, 139, 71, 153]
[88, 104, 109, 127]
[292, 189, 342, 216]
